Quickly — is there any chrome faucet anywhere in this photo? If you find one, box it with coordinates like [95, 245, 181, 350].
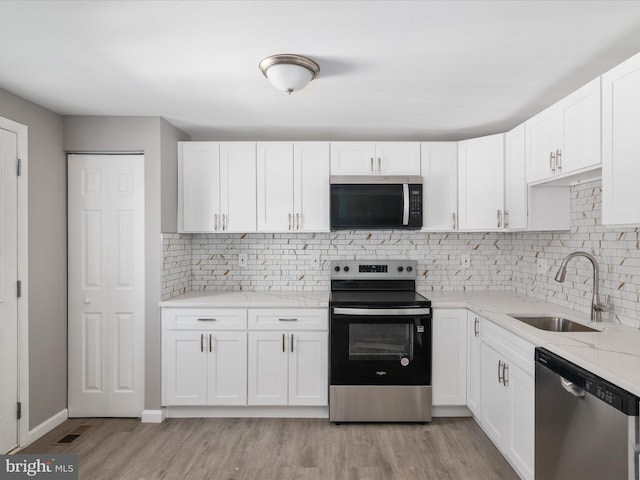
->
[554, 251, 607, 322]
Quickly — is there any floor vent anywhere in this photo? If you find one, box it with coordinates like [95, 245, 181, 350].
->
[55, 425, 93, 445]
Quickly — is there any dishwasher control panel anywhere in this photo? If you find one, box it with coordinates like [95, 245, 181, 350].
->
[585, 379, 624, 411]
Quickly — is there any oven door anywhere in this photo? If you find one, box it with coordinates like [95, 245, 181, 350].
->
[330, 307, 431, 386]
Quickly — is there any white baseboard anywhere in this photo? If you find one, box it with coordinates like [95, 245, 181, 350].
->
[165, 406, 329, 419]
[432, 405, 472, 417]
[141, 409, 166, 423]
[21, 408, 68, 448]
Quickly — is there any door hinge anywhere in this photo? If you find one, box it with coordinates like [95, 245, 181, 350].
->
[17, 280, 22, 298]
[17, 402, 22, 420]
[17, 158, 22, 176]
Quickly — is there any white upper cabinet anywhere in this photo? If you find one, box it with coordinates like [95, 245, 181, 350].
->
[178, 142, 256, 233]
[330, 142, 421, 175]
[458, 133, 505, 230]
[504, 124, 527, 230]
[525, 78, 601, 184]
[421, 142, 458, 231]
[602, 51, 640, 225]
[257, 142, 330, 232]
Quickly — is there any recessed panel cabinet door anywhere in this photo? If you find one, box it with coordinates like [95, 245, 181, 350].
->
[504, 124, 527, 230]
[432, 309, 467, 406]
[248, 331, 288, 405]
[288, 331, 328, 406]
[525, 108, 557, 183]
[256, 142, 295, 232]
[294, 142, 330, 232]
[180, 142, 220, 232]
[330, 142, 377, 175]
[480, 342, 508, 447]
[602, 51, 640, 225]
[220, 142, 256, 232]
[466, 313, 482, 417]
[164, 331, 209, 405]
[207, 331, 247, 405]
[421, 142, 458, 231]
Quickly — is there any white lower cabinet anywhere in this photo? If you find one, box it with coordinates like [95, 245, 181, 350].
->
[432, 309, 467, 407]
[466, 312, 482, 417]
[162, 306, 328, 411]
[164, 330, 247, 406]
[480, 319, 535, 480]
[248, 330, 328, 406]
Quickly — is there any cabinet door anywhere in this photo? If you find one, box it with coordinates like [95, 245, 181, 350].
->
[602, 51, 640, 225]
[247, 331, 288, 405]
[220, 142, 257, 232]
[525, 107, 557, 183]
[288, 331, 328, 406]
[375, 142, 421, 175]
[208, 331, 247, 405]
[506, 362, 535, 480]
[256, 142, 295, 231]
[480, 341, 508, 448]
[504, 124, 527, 230]
[179, 142, 220, 232]
[556, 78, 601, 174]
[432, 309, 467, 406]
[164, 330, 208, 405]
[421, 142, 458, 230]
[466, 313, 482, 417]
[330, 142, 377, 175]
[294, 142, 330, 231]
[458, 134, 505, 230]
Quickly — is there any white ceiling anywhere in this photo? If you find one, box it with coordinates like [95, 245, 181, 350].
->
[2, 0, 640, 141]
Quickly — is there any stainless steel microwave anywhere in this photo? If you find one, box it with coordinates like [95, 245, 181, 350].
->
[330, 175, 423, 230]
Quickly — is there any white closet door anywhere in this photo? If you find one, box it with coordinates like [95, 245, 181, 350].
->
[68, 154, 145, 417]
[0, 128, 18, 453]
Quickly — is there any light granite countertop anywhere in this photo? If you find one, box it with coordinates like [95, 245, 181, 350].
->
[160, 290, 640, 398]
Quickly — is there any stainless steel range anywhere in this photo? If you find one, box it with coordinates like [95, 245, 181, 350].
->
[329, 259, 432, 422]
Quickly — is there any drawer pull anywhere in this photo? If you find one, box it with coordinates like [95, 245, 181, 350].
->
[197, 318, 217, 322]
[278, 318, 298, 322]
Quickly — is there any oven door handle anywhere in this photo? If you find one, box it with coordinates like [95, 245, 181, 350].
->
[333, 307, 431, 316]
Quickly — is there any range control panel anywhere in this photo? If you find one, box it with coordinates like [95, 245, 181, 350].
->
[331, 260, 417, 280]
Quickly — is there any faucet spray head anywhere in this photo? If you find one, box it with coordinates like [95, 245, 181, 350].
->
[554, 267, 566, 283]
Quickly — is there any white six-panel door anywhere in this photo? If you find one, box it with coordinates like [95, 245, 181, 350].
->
[68, 154, 145, 417]
[0, 128, 18, 453]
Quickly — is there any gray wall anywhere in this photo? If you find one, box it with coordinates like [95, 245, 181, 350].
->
[0, 88, 67, 429]
[63, 116, 188, 411]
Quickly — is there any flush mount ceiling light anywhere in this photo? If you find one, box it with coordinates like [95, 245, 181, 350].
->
[259, 54, 320, 95]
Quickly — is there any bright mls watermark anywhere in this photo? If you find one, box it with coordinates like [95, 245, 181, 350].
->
[0, 455, 77, 480]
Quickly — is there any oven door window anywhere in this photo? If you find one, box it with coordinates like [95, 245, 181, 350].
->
[349, 323, 413, 361]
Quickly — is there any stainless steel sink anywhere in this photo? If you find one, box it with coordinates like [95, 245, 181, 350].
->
[508, 315, 600, 332]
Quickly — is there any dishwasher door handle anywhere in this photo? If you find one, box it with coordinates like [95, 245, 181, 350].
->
[560, 377, 586, 398]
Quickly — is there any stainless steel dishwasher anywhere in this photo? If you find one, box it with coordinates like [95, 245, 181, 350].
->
[535, 348, 640, 480]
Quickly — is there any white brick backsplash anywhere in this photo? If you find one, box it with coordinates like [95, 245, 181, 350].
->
[162, 179, 640, 328]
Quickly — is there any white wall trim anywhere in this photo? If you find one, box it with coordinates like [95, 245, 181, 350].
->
[164, 406, 329, 419]
[0, 116, 30, 449]
[141, 409, 165, 424]
[21, 409, 67, 448]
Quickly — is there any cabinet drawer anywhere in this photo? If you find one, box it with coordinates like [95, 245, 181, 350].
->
[482, 319, 535, 375]
[163, 308, 247, 330]
[248, 308, 328, 330]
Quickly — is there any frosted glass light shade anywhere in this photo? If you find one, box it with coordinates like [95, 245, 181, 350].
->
[259, 54, 320, 94]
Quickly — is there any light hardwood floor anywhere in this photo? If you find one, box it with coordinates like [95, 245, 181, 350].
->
[20, 417, 518, 479]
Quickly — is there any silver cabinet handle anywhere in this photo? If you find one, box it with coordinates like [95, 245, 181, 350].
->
[200, 333, 204, 353]
[282, 333, 286, 352]
[378, 157, 382, 174]
[497, 209, 502, 228]
[278, 318, 298, 322]
[198, 318, 216, 322]
[556, 149, 562, 172]
[296, 213, 301, 230]
[504, 210, 509, 228]
[370, 157, 374, 174]
[498, 360, 503, 384]
[550, 151, 556, 173]
[288, 213, 293, 230]
[290, 334, 294, 353]
[452, 212, 457, 230]
[209, 333, 213, 353]
[214, 213, 219, 231]
[503, 363, 509, 386]
[222, 213, 227, 230]
[474, 317, 479, 337]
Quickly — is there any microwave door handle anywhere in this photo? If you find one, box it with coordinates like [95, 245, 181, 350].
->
[402, 184, 409, 225]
